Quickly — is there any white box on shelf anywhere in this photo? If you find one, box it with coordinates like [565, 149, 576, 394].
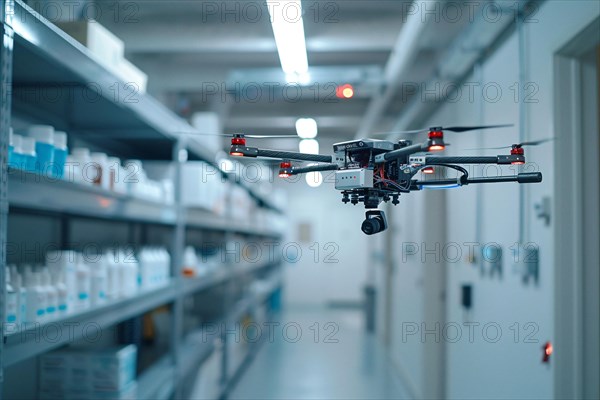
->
[55, 20, 124, 70]
[116, 58, 148, 94]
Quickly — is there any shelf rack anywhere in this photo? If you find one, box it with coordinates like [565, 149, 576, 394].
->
[0, 1, 285, 398]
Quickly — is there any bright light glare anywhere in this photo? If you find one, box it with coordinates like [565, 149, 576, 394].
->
[296, 118, 318, 139]
[306, 171, 323, 187]
[299, 139, 319, 154]
[286, 71, 311, 85]
[267, 0, 308, 75]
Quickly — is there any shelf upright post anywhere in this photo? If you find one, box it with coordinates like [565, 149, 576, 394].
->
[171, 138, 186, 397]
[220, 178, 236, 389]
[0, 0, 14, 387]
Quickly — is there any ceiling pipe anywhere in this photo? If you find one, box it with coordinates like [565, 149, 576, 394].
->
[390, 0, 539, 133]
[355, 0, 442, 138]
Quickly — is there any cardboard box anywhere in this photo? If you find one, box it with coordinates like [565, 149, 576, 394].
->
[39, 345, 137, 394]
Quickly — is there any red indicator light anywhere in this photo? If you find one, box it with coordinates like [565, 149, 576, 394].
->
[511, 161, 525, 165]
[280, 161, 292, 169]
[428, 131, 444, 139]
[231, 137, 246, 146]
[230, 152, 244, 157]
[542, 342, 553, 363]
[428, 145, 445, 151]
[422, 167, 435, 174]
[278, 173, 291, 178]
[336, 84, 354, 99]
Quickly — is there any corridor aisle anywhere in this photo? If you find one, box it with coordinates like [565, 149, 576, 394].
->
[228, 306, 410, 400]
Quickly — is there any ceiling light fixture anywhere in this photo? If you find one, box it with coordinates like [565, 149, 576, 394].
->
[295, 118, 318, 139]
[299, 139, 319, 155]
[267, 0, 309, 77]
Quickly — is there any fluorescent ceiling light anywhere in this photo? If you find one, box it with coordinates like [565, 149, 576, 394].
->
[296, 118, 318, 139]
[299, 139, 319, 155]
[267, 0, 308, 75]
[306, 171, 323, 187]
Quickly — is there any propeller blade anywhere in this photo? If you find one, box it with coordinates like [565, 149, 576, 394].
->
[373, 124, 512, 137]
[442, 124, 513, 132]
[174, 132, 299, 139]
[464, 137, 555, 150]
[245, 134, 300, 139]
[518, 137, 555, 146]
[371, 128, 428, 137]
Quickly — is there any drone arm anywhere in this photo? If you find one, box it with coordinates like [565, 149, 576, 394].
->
[231, 144, 333, 163]
[290, 163, 339, 175]
[413, 172, 542, 188]
[377, 143, 428, 162]
[424, 156, 500, 164]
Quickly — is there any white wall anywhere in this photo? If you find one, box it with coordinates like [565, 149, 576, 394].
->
[276, 138, 377, 307]
[380, 1, 600, 399]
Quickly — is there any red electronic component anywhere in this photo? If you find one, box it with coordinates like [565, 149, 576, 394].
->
[511, 146, 525, 165]
[542, 341, 553, 363]
[427, 130, 445, 151]
[428, 144, 445, 151]
[279, 161, 292, 178]
[231, 136, 246, 146]
[422, 167, 435, 174]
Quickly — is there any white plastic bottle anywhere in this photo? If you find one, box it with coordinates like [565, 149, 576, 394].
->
[43, 270, 58, 320]
[53, 271, 68, 315]
[5, 267, 19, 326]
[138, 248, 150, 290]
[90, 257, 107, 307]
[46, 250, 77, 313]
[11, 266, 27, 325]
[105, 250, 120, 300]
[90, 152, 110, 190]
[75, 256, 91, 311]
[160, 248, 171, 286]
[71, 148, 93, 185]
[25, 272, 46, 323]
[122, 249, 140, 296]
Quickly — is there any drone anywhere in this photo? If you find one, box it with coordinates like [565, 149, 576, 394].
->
[198, 124, 546, 235]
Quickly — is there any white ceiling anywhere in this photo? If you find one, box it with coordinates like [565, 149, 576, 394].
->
[92, 0, 477, 140]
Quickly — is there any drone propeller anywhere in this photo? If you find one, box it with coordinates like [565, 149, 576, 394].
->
[175, 132, 299, 139]
[465, 137, 555, 150]
[374, 124, 513, 137]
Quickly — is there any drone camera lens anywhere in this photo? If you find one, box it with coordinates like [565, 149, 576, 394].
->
[361, 210, 388, 235]
[361, 218, 381, 235]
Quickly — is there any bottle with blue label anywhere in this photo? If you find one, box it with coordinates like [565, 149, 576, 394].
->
[5, 267, 19, 327]
[76, 255, 91, 311]
[25, 270, 46, 323]
[53, 131, 68, 179]
[53, 271, 68, 315]
[8, 127, 14, 164]
[27, 125, 55, 176]
[42, 270, 57, 320]
[8, 132, 24, 170]
[11, 267, 28, 325]
[20, 137, 37, 173]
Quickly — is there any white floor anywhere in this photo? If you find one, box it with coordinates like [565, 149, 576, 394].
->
[229, 306, 410, 400]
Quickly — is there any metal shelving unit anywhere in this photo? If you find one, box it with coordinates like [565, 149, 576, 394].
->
[0, 1, 285, 398]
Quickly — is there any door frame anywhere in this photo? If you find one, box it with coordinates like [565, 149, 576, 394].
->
[553, 18, 600, 400]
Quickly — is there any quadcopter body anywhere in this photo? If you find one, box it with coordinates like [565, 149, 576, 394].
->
[226, 125, 545, 234]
